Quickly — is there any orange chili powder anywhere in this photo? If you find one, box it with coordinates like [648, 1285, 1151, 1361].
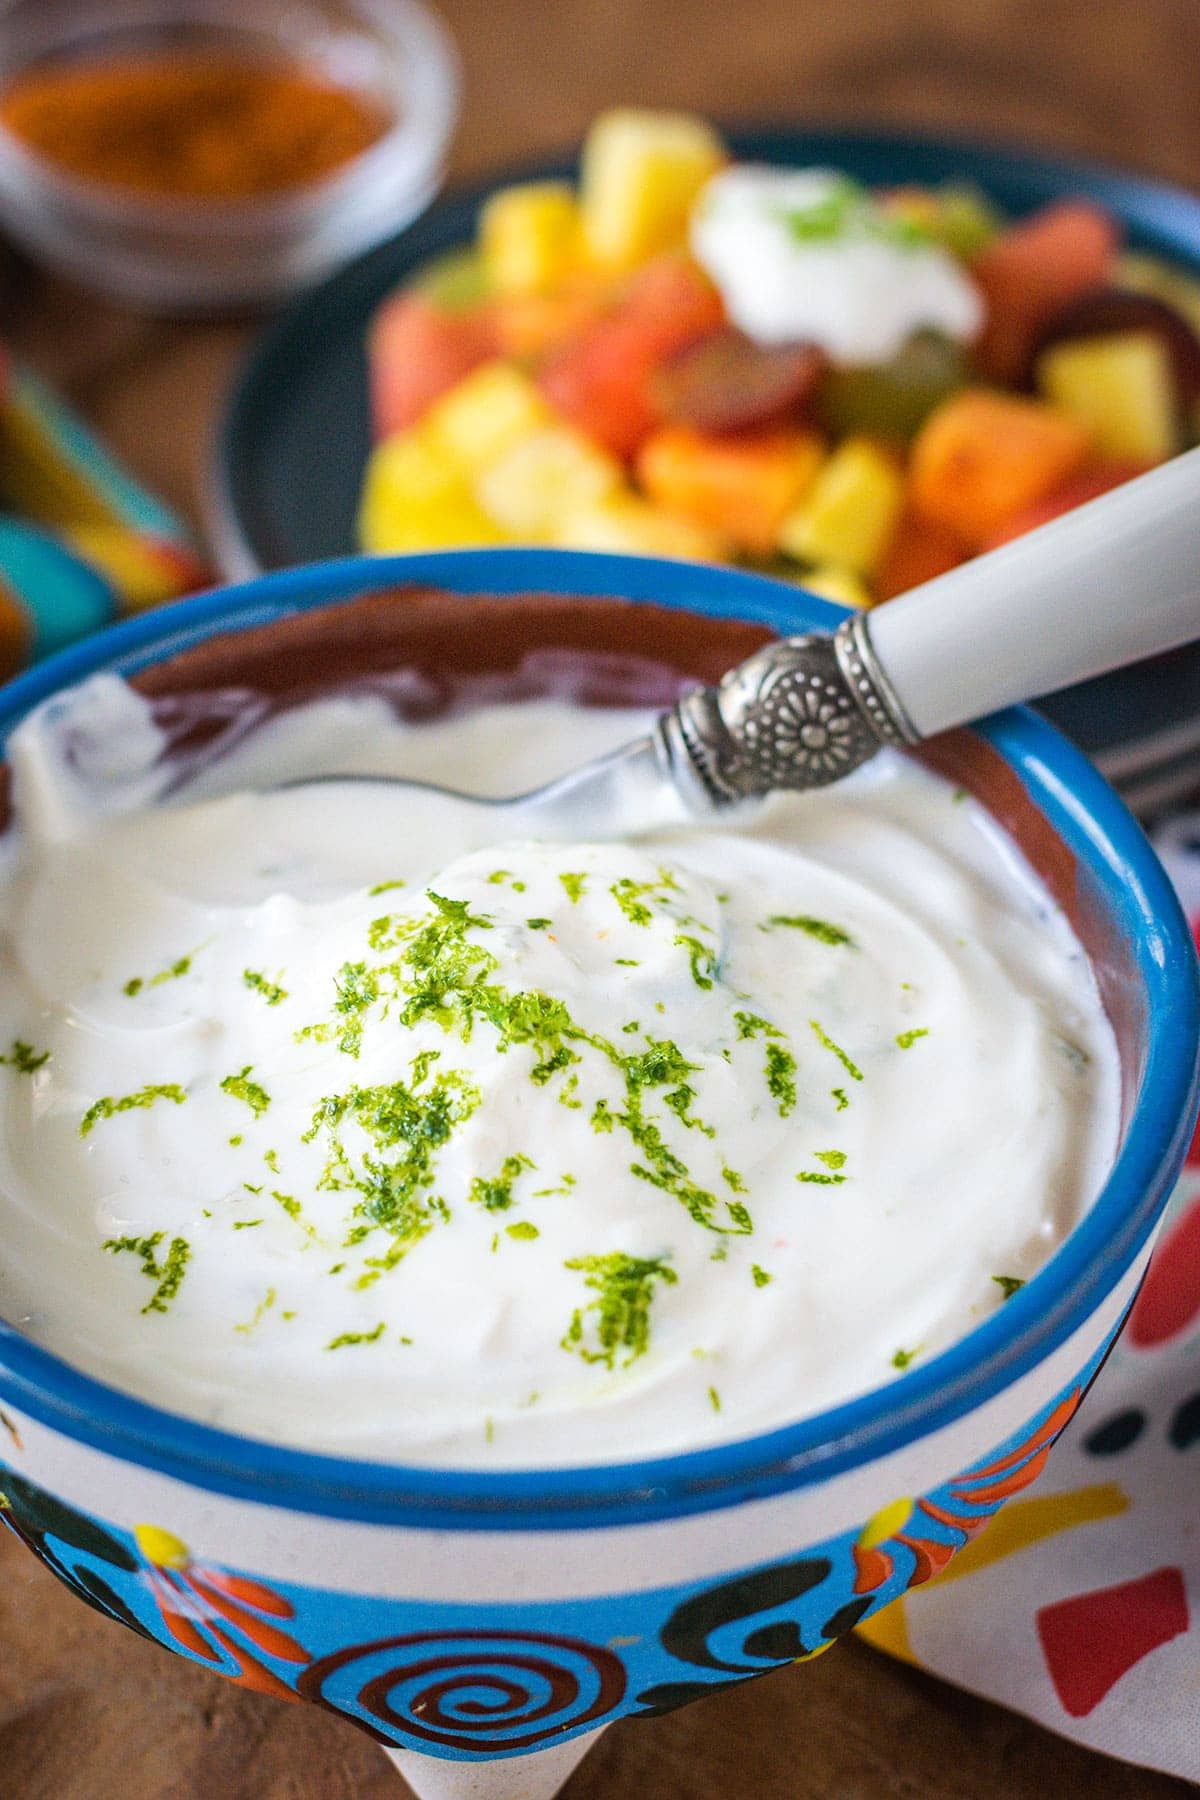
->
[0, 53, 390, 200]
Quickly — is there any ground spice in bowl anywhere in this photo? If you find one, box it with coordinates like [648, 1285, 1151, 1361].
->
[0, 52, 391, 200]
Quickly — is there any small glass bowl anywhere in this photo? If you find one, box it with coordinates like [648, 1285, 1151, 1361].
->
[0, 0, 459, 313]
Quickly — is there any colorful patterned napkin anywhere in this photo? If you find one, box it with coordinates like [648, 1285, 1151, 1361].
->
[0, 354, 208, 673]
[858, 806, 1200, 1783]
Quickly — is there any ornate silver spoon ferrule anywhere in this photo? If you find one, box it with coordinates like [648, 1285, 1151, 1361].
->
[661, 612, 922, 808]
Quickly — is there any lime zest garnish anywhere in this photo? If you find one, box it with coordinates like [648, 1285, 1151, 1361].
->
[81, 1083, 186, 1137]
[810, 1019, 864, 1082]
[220, 1066, 270, 1117]
[102, 1232, 190, 1314]
[561, 1252, 677, 1370]
[763, 915, 854, 946]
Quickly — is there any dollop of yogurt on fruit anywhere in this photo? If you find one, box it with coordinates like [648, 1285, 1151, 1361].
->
[691, 165, 983, 363]
[0, 678, 1117, 1465]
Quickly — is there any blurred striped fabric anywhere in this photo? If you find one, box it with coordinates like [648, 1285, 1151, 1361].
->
[0, 356, 209, 674]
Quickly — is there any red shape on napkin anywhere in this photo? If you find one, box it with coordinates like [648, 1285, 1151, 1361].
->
[1128, 1196, 1200, 1347]
[1036, 1567, 1189, 1717]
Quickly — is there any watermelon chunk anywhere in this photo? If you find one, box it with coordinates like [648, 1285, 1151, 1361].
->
[972, 201, 1120, 383]
[538, 255, 724, 458]
[368, 291, 496, 441]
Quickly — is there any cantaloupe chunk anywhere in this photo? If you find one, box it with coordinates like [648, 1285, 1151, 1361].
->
[358, 431, 508, 553]
[579, 109, 726, 271]
[979, 460, 1150, 551]
[874, 509, 964, 601]
[476, 425, 623, 539]
[551, 493, 725, 560]
[422, 361, 552, 474]
[1035, 331, 1177, 463]
[492, 281, 612, 360]
[636, 425, 824, 555]
[778, 439, 904, 576]
[908, 390, 1090, 547]
[480, 182, 581, 297]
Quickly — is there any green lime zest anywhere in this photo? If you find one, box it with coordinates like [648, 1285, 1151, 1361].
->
[765, 1043, 797, 1117]
[102, 1232, 190, 1314]
[0, 1039, 49, 1073]
[896, 1028, 929, 1050]
[763, 915, 854, 946]
[734, 1010, 783, 1040]
[327, 1322, 385, 1349]
[675, 933, 717, 989]
[992, 1274, 1025, 1300]
[609, 867, 679, 928]
[469, 1153, 534, 1213]
[220, 1067, 270, 1117]
[305, 1054, 480, 1265]
[810, 1019, 864, 1082]
[561, 1252, 677, 1370]
[81, 1083, 186, 1137]
[243, 969, 288, 1006]
[779, 176, 933, 251]
[235, 1288, 276, 1335]
[123, 952, 194, 997]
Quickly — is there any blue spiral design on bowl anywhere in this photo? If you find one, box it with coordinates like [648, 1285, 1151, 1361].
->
[297, 1628, 627, 1752]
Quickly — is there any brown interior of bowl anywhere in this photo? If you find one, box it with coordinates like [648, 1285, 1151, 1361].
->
[97, 583, 1148, 1138]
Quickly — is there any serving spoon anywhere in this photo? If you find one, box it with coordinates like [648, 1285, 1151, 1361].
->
[298, 448, 1200, 834]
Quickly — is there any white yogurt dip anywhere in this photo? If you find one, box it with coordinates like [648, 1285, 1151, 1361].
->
[0, 676, 1117, 1465]
[691, 165, 983, 363]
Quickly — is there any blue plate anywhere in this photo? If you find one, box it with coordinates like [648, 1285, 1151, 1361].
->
[214, 128, 1200, 809]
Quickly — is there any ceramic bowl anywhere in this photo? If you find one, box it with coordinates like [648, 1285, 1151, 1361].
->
[0, 550, 1196, 1798]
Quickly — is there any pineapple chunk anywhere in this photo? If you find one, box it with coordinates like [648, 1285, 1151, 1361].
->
[422, 361, 553, 474]
[778, 439, 904, 576]
[480, 181, 581, 297]
[580, 108, 726, 271]
[358, 431, 507, 553]
[476, 425, 622, 539]
[798, 565, 874, 609]
[1036, 331, 1178, 463]
[552, 493, 725, 561]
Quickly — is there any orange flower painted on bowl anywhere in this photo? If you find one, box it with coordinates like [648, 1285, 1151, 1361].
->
[134, 1523, 309, 1701]
[852, 1387, 1083, 1596]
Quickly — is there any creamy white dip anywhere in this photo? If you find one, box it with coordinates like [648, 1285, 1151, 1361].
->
[691, 165, 983, 364]
[0, 677, 1117, 1465]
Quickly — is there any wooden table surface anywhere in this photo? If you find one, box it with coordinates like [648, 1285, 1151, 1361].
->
[0, 2, 1196, 1795]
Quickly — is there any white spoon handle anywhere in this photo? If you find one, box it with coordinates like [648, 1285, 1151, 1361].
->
[866, 445, 1200, 739]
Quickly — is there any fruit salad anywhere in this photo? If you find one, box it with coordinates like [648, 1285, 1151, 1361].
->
[358, 109, 1200, 607]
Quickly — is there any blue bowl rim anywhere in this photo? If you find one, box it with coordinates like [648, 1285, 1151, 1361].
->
[0, 548, 1196, 1532]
